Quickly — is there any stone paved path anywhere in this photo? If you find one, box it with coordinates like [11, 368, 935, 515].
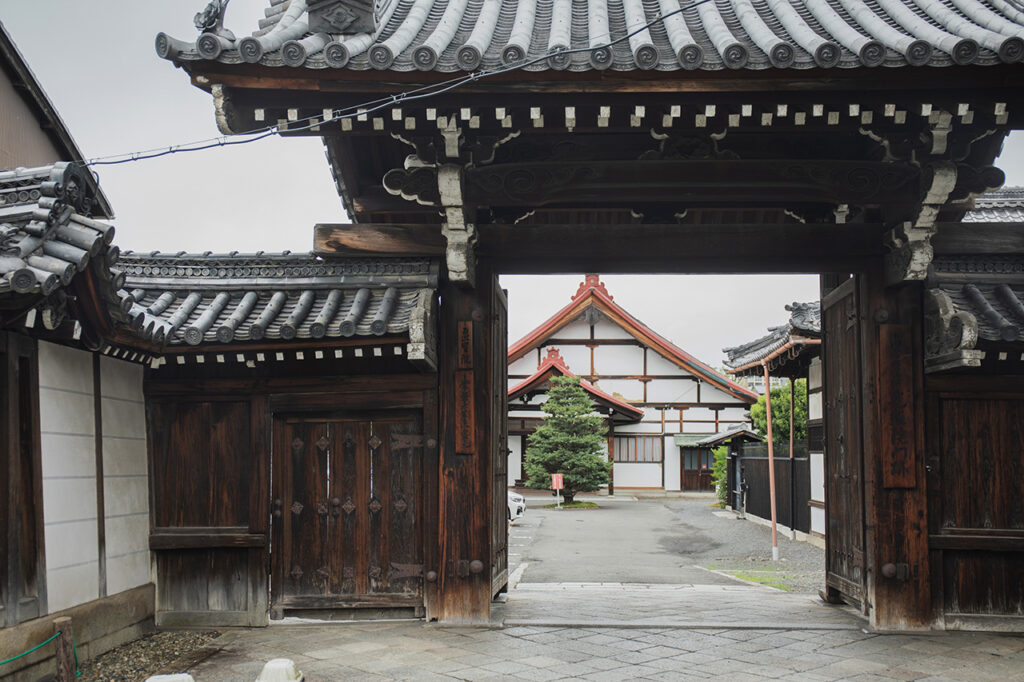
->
[189, 613, 1024, 681]
[505, 583, 861, 629]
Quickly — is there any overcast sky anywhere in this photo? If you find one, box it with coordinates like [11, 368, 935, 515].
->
[4, 3, 1024, 368]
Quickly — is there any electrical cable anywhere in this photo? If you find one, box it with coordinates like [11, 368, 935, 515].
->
[73, 0, 717, 168]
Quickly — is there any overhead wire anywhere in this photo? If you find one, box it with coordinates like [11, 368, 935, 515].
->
[73, 0, 717, 168]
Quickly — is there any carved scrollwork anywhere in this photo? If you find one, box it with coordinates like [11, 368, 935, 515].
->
[640, 134, 738, 162]
[467, 165, 600, 206]
[924, 289, 982, 372]
[308, 0, 375, 35]
[383, 166, 440, 206]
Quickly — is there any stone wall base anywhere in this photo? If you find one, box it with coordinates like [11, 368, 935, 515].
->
[0, 583, 155, 681]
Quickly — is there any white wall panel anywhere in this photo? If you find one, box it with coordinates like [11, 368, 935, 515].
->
[809, 392, 823, 421]
[811, 506, 826, 536]
[645, 350, 686, 375]
[552, 318, 592, 338]
[595, 379, 642, 402]
[38, 342, 100, 612]
[101, 357, 151, 596]
[664, 439, 681, 491]
[507, 436, 522, 486]
[613, 462, 662, 488]
[508, 355, 538, 377]
[701, 383, 741, 403]
[684, 407, 717, 423]
[615, 422, 663, 434]
[542, 344, 589, 373]
[810, 452, 825, 502]
[646, 379, 696, 403]
[808, 357, 822, 390]
[593, 344, 643, 375]
[668, 382, 700, 403]
[593, 318, 633, 339]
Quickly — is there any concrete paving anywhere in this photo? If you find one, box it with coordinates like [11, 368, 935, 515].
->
[183, 497, 1024, 680]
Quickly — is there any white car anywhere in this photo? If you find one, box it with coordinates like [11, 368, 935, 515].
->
[507, 491, 526, 524]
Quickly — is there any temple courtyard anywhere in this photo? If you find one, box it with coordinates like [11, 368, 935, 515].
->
[174, 500, 1024, 680]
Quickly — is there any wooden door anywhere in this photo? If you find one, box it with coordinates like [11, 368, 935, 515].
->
[490, 283, 509, 597]
[272, 411, 424, 614]
[682, 449, 714, 491]
[821, 278, 867, 608]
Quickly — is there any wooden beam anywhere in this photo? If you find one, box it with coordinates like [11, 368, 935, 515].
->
[477, 222, 885, 274]
[463, 160, 921, 210]
[932, 222, 1024, 255]
[314, 223, 444, 257]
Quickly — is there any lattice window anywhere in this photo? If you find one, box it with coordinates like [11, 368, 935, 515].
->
[612, 436, 663, 463]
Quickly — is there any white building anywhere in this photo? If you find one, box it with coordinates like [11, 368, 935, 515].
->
[507, 275, 757, 492]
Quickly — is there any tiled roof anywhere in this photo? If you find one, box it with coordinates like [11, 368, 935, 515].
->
[0, 164, 123, 327]
[723, 301, 820, 373]
[117, 252, 439, 357]
[157, 0, 1024, 74]
[931, 255, 1024, 343]
[963, 186, 1024, 223]
[508, 347, 644, 421]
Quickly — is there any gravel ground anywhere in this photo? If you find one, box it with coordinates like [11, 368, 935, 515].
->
[78, 630, 220, 682]
[663, 497, 825, 593]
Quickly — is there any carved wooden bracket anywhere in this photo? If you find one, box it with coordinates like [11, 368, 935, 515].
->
[884, 162, 957, 286]
[406, 289, 437, 371]
[923, 288, 982, 373]
[438, 164, 476, 287]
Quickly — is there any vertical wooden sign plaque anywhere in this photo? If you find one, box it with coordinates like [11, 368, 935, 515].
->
[455, 369, 475, 454]
[878, 324, 916, 489]
[457, 322, 473, 369]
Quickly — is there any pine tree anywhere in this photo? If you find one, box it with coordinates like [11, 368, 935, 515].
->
[523, 375, 610, 504]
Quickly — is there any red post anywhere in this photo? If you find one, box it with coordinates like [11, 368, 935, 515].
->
[762, 362, 779, 561]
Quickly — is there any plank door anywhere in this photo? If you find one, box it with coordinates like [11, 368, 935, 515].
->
[272, 412, 424, 615]
[821, 278, 867, 608]
[490, 283, 509, 598]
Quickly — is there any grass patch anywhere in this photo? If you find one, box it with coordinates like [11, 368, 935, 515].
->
[541, 501, 600, 509]
[726, 570, 792, 591]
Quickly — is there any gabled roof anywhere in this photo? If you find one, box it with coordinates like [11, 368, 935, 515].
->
[0, 23, 112, 219]
[723, 301, 821, 375]
[157, 0, 1024, 73]
[509, 347, 644, 422]
[509, 274, 757, 403]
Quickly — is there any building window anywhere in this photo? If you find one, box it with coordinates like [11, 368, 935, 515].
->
[613, 436, 663, 463]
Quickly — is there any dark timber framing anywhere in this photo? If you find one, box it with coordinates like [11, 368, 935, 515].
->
[153, 3, 1024, 628]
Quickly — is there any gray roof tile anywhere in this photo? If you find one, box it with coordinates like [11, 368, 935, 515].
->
[157, 0, 1024, 72]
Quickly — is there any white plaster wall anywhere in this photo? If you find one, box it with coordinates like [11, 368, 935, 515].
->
[683, 421, 714, 434]
[552, 318, 591, 339]
[808, 392, 823, 421]
[701, 383, 740, 403]
[810, 451, 825, 502]
[593, 318, 633, 339]
[683, 407, 717, 423]
[808, 357, 822, 390]
[646, 378, 697, 403]
[668, 382, 700, 403]
[663, 439, 681, 491]
[593, 344, 643, 375]
[615, 422, 663, 434]
[508, 355, 538, 377]
[38, 341, 99, 613]
[540, 344, 589, 373]
[811, 506, 826, 536]
[613, 463, 662, 488]
[719, 407, 750, 422]
[594, 378, 642, 402]
[100, 357, 151, 596]
[645, 351, 685, 374]
[507, 435, 522, 486]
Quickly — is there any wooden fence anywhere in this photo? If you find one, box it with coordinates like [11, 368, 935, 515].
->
[728, 442, 810, 534]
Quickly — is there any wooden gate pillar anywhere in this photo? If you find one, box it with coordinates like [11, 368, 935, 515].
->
[433, 261, 507, 623]
[859, 263, 931, 629]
